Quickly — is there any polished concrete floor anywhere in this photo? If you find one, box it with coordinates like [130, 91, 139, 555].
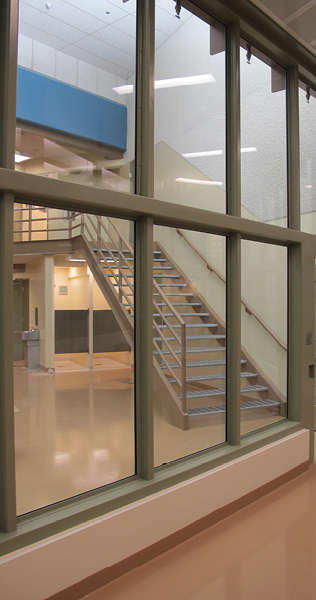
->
[14, 352, 284, 515]
[86, 448, 316, 600]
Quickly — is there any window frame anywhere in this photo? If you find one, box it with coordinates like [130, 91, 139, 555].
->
[0, 0, 315, 556]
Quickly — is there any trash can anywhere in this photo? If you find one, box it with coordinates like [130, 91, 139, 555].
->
[22, 329, 39, 369]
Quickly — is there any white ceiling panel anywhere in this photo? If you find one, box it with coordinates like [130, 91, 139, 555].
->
[111, 14, 137, 37]
[62, 44, 132, 79]
[108, 0, 137, 15]
[22, 0, 106, 33]
[74, 36, 135, 72]
[94, 25, 136, 56]
[155, 0, 192, 22]
[65, 0, 128, 25]
[19, 3, 86, 43]
[155, 6, 183, 36]
[155, 29, 168, 50]
[18, 22, 67, 49]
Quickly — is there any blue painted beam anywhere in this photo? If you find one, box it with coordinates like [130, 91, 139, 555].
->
[16, 67, 127, 152]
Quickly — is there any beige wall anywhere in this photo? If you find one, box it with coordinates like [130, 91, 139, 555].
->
[154, 143, 288, 394]
[54, 265, 110, 311]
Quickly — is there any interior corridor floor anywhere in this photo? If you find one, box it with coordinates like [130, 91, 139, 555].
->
[84, 438, 316, 600]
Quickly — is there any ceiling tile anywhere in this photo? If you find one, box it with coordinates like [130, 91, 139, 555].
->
[94, 25, 136, 56]
[19, 3, 85, 43]
[22, 0, 106, 33]
[155, 6, 183, 36]
[65, 0, 128, 25]
[18, 22, 67, 49]
[62, 44, 132, 79]
[288, 5, 316, 42]
[108, 0, 137, 15]
[155, 29, 168, 50]
[156, 0, 192, 22]
[111, 14, 136, 36]
[75, 36, 135, 72]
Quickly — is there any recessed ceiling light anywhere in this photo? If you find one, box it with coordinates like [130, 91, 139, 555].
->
[113, 74, 216, 95]
[176, 177, 223, 185]
[45, 2, 52, 9]
[182, 150, 223, 158]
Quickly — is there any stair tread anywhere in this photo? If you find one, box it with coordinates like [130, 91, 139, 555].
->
[154, 334, 226, 341]
[153, 347, 226, 355]
[153, 312, 209, 318]
[153, 293, 194, 296]
[156, 323, 218, 329]
[188, 399, 281, 416]
[153, 274, 180, 278]
[160, 359, 246, 369]
[181, 384, 269, 399]
[156, 303, 202, 307]
[168, 372, 257, 383]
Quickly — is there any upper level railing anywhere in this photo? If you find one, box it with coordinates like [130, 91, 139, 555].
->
[176, 228, 287, 352]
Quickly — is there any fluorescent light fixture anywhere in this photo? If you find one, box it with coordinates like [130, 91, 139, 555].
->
[68, 257, 86, 262]
[176, 177, 223, 186]
[182, 147, 257, 158]
[113, 74, 216, 95]
[305, 184, 312, 189]
[14, 153, 31, 163]
[241, 147, 257, 153]
[182, 150, 223, 158]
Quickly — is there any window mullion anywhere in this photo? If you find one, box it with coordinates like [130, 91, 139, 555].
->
[134, 0, 155, 479]
[0, 0, 18, 532]
[226, 22, 241, 445]
[287, 66, 300, 230]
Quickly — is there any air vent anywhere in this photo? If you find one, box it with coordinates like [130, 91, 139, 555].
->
[59, 286, 68, 295]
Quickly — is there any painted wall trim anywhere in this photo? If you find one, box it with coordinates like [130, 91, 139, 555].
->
[0, 429, 309, 600]
[16, 67, 127, 152]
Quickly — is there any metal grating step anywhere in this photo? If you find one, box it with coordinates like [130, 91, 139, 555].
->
[153, 312, 209, 318]
[167, 372, 257, 384]
[154, 334, 226, 341]
[153, 274, 181, 279]
[182, 384, 268, 400]
[156, 283, 187, 287]
[156, 303, 202, 307]
[160, 359, 247, 369]
[188, 399, 281, 416]
[156, 323, 218, 330]
[153, 347, 226, 356]
[153, 293, 194, 297]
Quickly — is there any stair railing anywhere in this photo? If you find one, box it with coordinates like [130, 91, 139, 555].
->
[176, 228, 287, 352]
[82, 214, 187, 414]
[82, 215, 134, 314]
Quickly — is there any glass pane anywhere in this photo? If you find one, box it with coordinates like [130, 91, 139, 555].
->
[153, 225, 226, 466]
[154, 4, 226, 212]
[240, 44, 287, 226]
[299, 82, 316, 233]
[16, 0, 136, 192]
[13, 205, 135, 514]
[241, 240, 287, 436]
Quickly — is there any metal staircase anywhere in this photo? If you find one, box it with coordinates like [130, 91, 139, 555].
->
[13, 206, 286, 430]
[75, 214, 286, 429]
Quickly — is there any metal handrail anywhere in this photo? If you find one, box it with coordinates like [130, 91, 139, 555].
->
[176, 228, 287, 352]
[12, 205, 188, 412]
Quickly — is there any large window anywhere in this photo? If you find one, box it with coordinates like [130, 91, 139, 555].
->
[0, 0, 313, 559]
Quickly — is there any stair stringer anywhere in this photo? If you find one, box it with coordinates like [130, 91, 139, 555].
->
[154, 241, 286, 416]
[71, 235, 188, 430]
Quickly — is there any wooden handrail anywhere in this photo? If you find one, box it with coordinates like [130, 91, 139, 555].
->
[176, 228, 287, 352]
